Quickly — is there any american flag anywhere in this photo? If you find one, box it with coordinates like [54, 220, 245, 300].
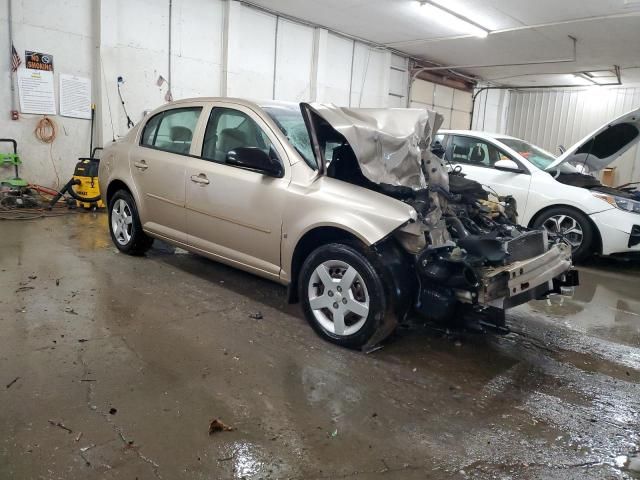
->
[11, 44, 21, 72]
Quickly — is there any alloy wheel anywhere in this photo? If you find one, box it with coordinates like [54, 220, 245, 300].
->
[111, 198, 133, 245]
[307, 260, 370, 336]
[542, 214, 584, 250]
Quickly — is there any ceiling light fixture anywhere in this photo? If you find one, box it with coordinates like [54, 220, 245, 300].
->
[418, 0, 490, 38]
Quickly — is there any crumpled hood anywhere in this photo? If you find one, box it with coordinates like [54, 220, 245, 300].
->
[304, 104, 445, 191]
[545, 106, 640, 172]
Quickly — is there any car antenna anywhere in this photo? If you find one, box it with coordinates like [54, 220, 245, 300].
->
[117, 76, 135, 129]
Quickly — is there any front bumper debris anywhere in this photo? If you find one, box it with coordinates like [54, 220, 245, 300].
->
[476, 243, 574, 308]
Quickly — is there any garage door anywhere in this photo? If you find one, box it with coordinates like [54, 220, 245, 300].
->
[410, 79, 472, 129]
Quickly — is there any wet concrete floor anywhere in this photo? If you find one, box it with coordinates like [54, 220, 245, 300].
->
[2, 213, 640, 479]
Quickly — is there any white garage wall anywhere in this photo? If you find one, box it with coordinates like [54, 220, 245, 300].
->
[2, 0, 412, 187]
[226, 2, 276, 99]
[170, 0, 224, 101]
[486, 87, 640, 184]
[315, 32, 354, 105]
[410, 79, 473, 129]
[274, 19, 314, 101]
[471, 89, 510, 133]
[0, 0, 95, 188]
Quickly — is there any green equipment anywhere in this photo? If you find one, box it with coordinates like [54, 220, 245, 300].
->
[0, 139, 27, 188]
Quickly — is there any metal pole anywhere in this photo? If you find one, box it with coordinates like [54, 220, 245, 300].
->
[167, 0, 172, 101]
[7, 0, 17, 112]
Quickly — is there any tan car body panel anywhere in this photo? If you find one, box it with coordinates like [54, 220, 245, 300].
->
[99, 97, 417, 285]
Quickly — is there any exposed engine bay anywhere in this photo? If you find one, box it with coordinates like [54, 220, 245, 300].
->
[303, 104, 579, 327]
[554, 170, 640, 202]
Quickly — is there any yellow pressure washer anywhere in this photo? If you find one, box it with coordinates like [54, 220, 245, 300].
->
[48, 105, 104, 210]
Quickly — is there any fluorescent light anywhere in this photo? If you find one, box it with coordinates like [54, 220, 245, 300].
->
[418, 1, 490, 38]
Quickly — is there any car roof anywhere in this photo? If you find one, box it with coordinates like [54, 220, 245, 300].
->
[165, 97, 299, 110]
[438, 129, 522, 142]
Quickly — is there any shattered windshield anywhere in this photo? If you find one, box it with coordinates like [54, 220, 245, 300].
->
[262, 105, 316, 169]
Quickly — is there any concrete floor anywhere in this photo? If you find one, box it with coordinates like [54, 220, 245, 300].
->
[2, 213, 640, 480]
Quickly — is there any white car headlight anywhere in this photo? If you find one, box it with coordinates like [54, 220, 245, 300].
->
[592, 192, 640, 214]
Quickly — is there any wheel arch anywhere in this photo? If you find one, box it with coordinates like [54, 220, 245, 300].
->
[528, 203, 602, 255]
[287, 226, 365, 304]
[106, 179, 132, 206]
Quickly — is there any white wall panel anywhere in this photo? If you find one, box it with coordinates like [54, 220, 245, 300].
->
[350, 43, 390, 107]
[170, 0, 224, 100]
[227, 3, 276, 99]
[501, 87, 640, 184]
[274, 19, 314, 101]
[316, 32, 353, 105]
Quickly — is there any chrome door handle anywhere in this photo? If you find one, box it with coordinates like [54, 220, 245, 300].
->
[134, 160, 148, 170]
[190, 174, 210, 185]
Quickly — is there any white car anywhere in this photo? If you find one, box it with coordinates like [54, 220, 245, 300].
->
[437, 107, 640, 261]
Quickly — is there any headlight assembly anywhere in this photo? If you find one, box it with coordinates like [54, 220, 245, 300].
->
[592, 192, 640, 214]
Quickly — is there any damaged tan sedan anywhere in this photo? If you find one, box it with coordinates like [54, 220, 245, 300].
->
[99, 98, 578, 349]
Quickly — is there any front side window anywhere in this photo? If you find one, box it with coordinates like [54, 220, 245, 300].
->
[202, 107, 278, 164]
[447, 136, 511, 168]
[140, 107, 202, 155]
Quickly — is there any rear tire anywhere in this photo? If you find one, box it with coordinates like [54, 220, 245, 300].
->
[108, 189, 153, 255]
[532, 206, 594, 262]
[299, 243, 389, 349]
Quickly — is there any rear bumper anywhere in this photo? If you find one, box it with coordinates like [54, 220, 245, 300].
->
[475, 242, 575, 309]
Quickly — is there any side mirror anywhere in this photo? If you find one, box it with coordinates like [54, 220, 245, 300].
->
[226, 147, 283, 178]
[494, 159, 524, 173]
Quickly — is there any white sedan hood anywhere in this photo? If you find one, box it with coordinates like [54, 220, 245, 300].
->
[545, 106, 640, 172]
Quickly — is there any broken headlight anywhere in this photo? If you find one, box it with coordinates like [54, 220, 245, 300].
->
[592, 192, 640, 214]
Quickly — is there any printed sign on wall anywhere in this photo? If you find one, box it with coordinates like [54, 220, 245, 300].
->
[25, 51, 54, 72]
[17, 69, 56, 115]
[59, 74, 92, 119]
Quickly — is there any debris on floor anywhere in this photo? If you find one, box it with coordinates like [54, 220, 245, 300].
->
[248, 311, 263, 319]
[208, 418, 234, 435]
[48, 419, 73, 433]
[109, 407, 117, 415]
[6, 376, 20, 389]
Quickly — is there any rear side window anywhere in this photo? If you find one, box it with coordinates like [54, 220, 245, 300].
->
[140, 107, 202, 155]
[448, 135, 509, 168]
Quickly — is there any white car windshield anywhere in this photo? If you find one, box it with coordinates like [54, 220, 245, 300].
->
[497, 137, 577, 173]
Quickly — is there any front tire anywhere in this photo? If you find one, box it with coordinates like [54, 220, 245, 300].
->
[532, 206, 594, 262]
[108, 190, 153, 255]
[299, 243, 388, 349]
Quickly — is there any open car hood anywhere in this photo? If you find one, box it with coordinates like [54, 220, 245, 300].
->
[545, 106, 640, 172]
[300, 103, 444, 190]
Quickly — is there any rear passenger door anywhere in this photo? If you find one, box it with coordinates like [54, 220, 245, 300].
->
[447, 135, 532, 216]
[131, 105, 204, 243]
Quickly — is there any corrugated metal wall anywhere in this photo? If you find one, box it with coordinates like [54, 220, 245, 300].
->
[504, 87, 640, 184]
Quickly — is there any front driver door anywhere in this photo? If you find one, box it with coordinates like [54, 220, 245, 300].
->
[184, 103, 290, 279]
[447, 135, 532, 221]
